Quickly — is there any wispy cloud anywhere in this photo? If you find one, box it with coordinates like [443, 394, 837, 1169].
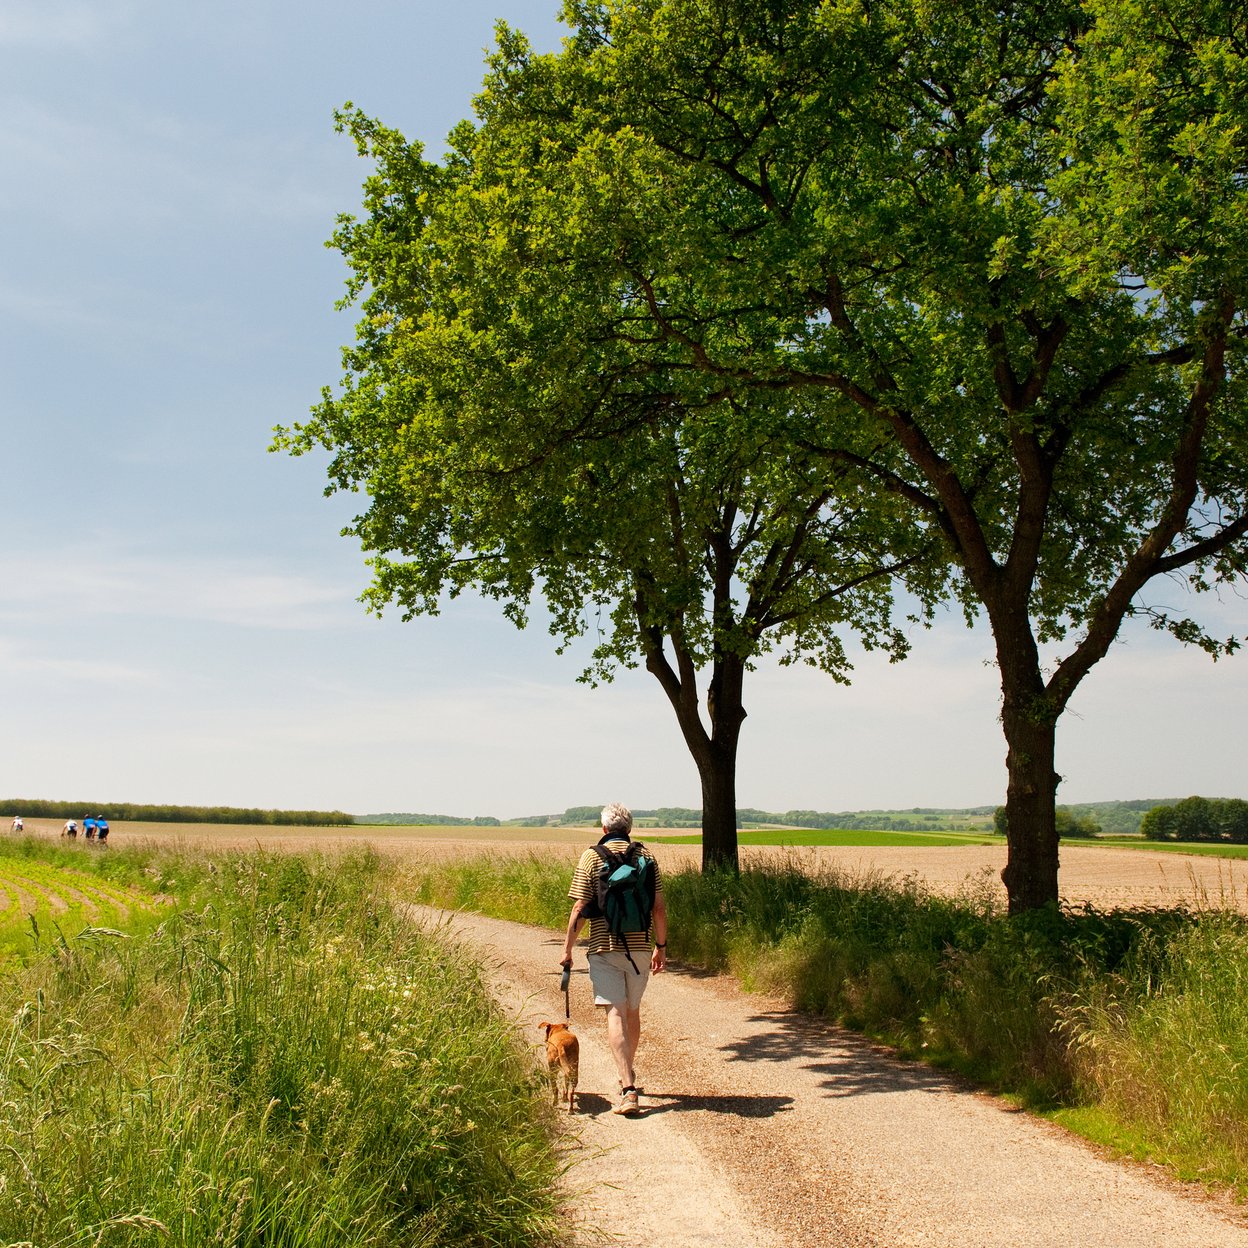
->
[0, 279, 178, 348]
[0, 2, 130, 48]
[0, 98, 349, 233]
[0, 547, 350, 631]
[0, 637, 158, 687]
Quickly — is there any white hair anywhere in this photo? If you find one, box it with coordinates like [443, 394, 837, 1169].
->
[600, 802, 633, 836]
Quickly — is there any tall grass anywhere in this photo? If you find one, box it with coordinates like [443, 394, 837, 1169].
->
[1058, 913, 1248, 1187]
[402, 851, 575, 930]
[0, 847, 565, 1247]
[415, 851, 1248, 1194]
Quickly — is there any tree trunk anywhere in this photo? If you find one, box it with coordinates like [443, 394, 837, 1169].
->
[698, 652, 745, 872]
[996, 646, 1061, 913]
[697, 737, 740, 872]
[646, 646, 743, 873]
[640, 607, 744, 872]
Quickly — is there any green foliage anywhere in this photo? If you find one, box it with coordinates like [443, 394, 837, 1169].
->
[275, 4, 975, 872]
[280, 0, 1248, 905]
[0, 798, 353, 825]
[0, 847, 563, 1247]
[1059, 800, 1175, 836]
[1141, 795, 1248, 842]
[561, 806, 605, 824]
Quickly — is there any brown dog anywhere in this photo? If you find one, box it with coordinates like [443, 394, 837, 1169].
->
[538, 1021, 579, 1113]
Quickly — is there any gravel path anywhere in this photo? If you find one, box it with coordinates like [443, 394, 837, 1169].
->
[414, 906, 1248, 1248]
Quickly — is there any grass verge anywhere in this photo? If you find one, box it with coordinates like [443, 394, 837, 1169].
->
[0, 844, 565, 1247]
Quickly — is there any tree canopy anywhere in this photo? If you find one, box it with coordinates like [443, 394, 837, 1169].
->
[280, 0, 1248, 901]
[277, 58, 947, 871]
[470, 0, 1248, 909]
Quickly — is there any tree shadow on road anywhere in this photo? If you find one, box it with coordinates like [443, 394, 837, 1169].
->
[718, 1012, 965, 1099]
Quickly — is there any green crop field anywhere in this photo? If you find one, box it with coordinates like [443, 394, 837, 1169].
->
[0, 849, 170, 968]
[1091, 838, 1248, 860]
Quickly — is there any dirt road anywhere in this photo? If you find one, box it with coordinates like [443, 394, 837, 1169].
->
[417, 906, 1248, 1248]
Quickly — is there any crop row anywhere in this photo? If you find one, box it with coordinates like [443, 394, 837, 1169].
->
[0, 856, 168, 960]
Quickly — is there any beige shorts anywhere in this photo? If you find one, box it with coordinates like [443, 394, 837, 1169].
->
[588, 949, 651, 1009]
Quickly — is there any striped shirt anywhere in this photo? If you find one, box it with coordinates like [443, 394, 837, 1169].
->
[568, 838, 663, 956]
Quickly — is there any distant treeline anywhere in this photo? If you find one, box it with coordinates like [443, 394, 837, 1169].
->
[1141, 796, 1248, 843]
[1057, 799, 1173, 836]
[360, 798, 1196, 835]
[536, 800, 1181, 834]
[993, 806, 1104, 838]
[552, 805, 996, 831]
[361, 813, 502, 827]
[1, 800, 353, 827]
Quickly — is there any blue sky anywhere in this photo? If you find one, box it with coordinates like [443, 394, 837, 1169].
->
[2, 0, 1246, 819]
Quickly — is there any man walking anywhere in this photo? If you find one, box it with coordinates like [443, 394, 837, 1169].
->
[561, 802, 667, 1116]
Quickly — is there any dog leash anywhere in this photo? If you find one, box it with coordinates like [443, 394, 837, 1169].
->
[560, 960, 571, 1020]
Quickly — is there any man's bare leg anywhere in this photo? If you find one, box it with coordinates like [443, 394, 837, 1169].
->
[605, 1003, 642, 1088]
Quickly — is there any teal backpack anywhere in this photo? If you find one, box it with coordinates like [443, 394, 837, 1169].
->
[583, 838, 655, 974]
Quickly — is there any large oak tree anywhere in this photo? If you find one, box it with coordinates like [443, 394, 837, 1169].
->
[282, 0, 1248, 902]
[418, 0, 1245, 911]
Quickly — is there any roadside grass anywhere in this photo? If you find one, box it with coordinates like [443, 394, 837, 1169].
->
[1054, 912, 1248, 1190]
[412, 852, 1248, 1198]
[0, 844, 565, 1248]
[402, 850, 577, 930]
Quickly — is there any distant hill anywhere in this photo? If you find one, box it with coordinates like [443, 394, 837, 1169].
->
[361, 805, 999, 832]
[360, 813, 502, 827]
[546, 805, 998, 831]
[359, 799, 1183, 835]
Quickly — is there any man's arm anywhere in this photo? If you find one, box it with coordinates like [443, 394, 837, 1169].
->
[561, 898, 586, 966]
[650, 892, 667, 973]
